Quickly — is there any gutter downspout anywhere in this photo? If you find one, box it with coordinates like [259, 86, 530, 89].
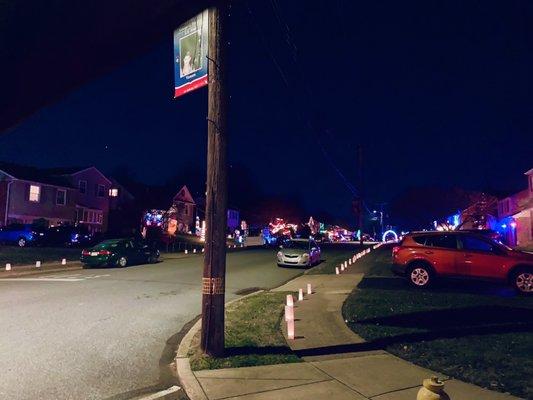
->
[5, 180, 13, 226]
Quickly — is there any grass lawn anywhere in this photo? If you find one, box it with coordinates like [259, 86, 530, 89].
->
[0, 246, 81, 266]
[189, 291, 301, 370]
[343, 249, 533, 399]
[308, 243, 368, 274]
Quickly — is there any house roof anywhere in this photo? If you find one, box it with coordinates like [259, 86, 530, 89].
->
[42, 166, 113, 184]
[173, 185, 195, 204]
[0, 162, 74, 188]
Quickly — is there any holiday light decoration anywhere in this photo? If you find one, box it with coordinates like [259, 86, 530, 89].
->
[382, 230, 398, 242]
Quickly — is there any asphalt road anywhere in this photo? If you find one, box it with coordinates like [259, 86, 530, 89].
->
[0, 248, 307, 400]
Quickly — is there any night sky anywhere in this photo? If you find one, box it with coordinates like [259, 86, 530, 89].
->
[1, 1, 532, 224]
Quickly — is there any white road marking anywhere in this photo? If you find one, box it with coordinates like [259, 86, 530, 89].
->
[0, 278, 85, 282]
[137, 386, 181, 400]
[0, 274, 111, 283]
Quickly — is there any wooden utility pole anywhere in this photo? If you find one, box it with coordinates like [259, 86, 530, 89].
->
[200, 4, 228, 357]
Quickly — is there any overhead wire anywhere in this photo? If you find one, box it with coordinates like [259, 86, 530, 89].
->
[245, 0, 360, 198]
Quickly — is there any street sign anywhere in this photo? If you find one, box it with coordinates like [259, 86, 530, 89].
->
[173, 10, 209, 98]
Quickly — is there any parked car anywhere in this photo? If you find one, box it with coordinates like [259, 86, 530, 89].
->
[81, 238, 160, 268]
[392, 231, 533, 294]
[41, 225, 93, 247]
[277, 238, 321, 267]
[0, 223, 45, 247]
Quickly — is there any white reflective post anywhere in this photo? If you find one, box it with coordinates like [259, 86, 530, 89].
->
[287, 319, 295, 340]
[298, 288, 304, 301]
[5, 263, 11, 271]
[286, 294, 294, 307]
[36, 261, 41, 268]
[284, 305, 294, 321]
[307, 283, 312, 295]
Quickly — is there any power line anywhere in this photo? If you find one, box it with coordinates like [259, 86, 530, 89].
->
[246, 0, 359, 197]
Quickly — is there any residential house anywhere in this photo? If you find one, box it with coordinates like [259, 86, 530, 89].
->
[45, 167, 112, 233]
[0, 163, 116, 234]
[497, 168, 533, 247]
[172, 185, 196, 233]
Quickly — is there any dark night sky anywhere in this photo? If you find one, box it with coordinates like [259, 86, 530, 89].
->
[1, 1, 532, 223]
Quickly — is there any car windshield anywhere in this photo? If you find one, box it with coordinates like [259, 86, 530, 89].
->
[282, 240, 309, 250]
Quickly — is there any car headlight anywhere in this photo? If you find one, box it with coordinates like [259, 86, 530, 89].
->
[277, 251, 283, 259]
[301, 253, 309, 260]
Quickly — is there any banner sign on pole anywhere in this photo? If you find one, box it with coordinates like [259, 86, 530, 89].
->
[173, 10, 209, 98]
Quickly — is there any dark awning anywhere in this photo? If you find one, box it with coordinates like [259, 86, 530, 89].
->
[0, 0, 224, 133]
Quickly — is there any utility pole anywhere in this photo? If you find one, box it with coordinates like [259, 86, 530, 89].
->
[357, 145, 363, 243]
[201, 4, 228, 357]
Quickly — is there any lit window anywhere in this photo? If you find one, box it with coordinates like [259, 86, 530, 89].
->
[56, 189, 66, 205]
[29, 185, 40, 202]
[109, 188, 119, 197]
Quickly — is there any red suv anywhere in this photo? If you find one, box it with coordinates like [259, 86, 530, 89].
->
[392, 231, 533, 294]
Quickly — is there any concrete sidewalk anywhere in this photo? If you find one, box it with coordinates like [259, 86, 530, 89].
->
[179, 254, 522, 400]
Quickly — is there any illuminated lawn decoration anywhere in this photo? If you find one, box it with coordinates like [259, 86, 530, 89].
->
[36, 261, 41, 268]
[335, 267, 340, 275]
[61, 258, 66, 265]
[307, 283, 312, 294]
[6, 263, 11, 271]
[200, 220, 206, 242]
[382, 229, 398, 242]
[298, 288, 304, 301]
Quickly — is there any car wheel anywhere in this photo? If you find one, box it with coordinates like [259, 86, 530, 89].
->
[18, 237, 26, 247]
[117, 256, 128, 268]
[407, 263, 433, 288]
[512, 268, 533, 295]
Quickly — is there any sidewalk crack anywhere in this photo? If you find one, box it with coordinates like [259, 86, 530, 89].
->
[309, 363, 370, 399]
[213, 378, 334, 400]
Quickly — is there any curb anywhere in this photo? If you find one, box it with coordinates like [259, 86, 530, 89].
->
[174, 290, 264, 400]
[0, 262, 83, 278]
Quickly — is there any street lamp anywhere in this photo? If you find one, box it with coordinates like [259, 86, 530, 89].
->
[373, 210, 384, 238]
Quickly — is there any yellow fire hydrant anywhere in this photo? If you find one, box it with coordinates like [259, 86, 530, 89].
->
[417, 376, 450, 400]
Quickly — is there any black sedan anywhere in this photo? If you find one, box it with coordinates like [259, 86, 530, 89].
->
[81, 238, 160, 268]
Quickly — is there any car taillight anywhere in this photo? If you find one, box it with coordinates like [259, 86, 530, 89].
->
[99, 250, 111, 256]
[82, 250, 90, 256]
[392, 246, 400, 256]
